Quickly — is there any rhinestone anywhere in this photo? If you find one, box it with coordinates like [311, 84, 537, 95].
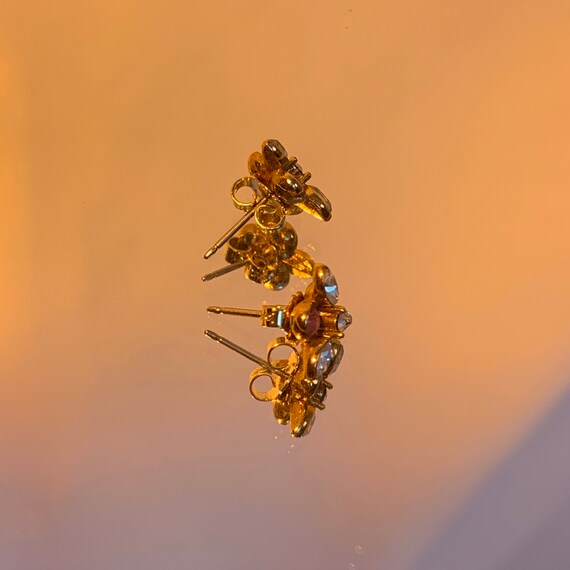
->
[305, 308, 321, 337]
[316, 341, 335, 376]
[336, 311, 352, 332]
[314, 341, 344, 379]
[321, 267, 339, 304]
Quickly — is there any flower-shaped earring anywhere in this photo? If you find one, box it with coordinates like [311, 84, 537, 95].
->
[206, 264, 351, 437]
[207, 264, 352, 339]
[203, 139, 351, 438]
[204, 330, 345, 437]
[203, 140, 332, 261]
[202, 219, 315, 290]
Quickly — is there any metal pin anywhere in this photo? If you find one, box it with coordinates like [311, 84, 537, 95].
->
[204, 330, 290, 380]
[207, 306, 262, 318]
[283, 157, 298, 170]
[201, 260, 248, 282]
[284, 156, 311, 184]
[207, 304, 285, 328]
[203, 196, 268, 259]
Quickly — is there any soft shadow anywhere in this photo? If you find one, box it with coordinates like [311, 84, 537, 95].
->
[409, 384, 570, 570]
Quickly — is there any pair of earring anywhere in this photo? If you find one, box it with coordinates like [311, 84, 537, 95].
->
[202, 139, 351, 438]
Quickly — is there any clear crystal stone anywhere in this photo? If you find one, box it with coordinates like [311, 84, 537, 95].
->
[321, 267, 339, 304]
[316, 341, 335, 376]
[336, 311, 352, 332]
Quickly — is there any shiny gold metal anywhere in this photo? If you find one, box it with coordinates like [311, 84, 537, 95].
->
[201, 221, 315, 290]
[201, 259, 248, 282]
[204, 329, 344, 438]
[204, 330, 297, 400]
[274, 337, 344, 437]
[203, 196, 268, 260]
[207, 263, 352, 340]
[202, 140, 349, 438]
[203, 139, 332, 260]
[203, 330, 278, 374]
[204, 264, 351, 437]
[204, 178, 269, 259]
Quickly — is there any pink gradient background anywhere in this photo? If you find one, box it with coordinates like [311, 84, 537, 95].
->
[1, 1, 569, 568]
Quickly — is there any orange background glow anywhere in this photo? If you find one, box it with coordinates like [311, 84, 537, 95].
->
[1, 1, 569, 568]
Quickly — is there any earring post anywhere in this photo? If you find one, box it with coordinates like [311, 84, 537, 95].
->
[204, 330, 290, 380]
[203, 196, 269, 259]
[207, 306, 262, 318]
[201, 260, 248, 282]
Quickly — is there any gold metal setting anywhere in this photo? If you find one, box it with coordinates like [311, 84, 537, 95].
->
[203, 139, 331, 260]
[203, 139, 350, 438]
[204, 329, 344, 438]
[208, 263, 352, 341]
[202, 221, 314, 290]
[205, 264, 351, 438]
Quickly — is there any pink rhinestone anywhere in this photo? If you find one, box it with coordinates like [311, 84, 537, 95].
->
[305, 308, 321, 337]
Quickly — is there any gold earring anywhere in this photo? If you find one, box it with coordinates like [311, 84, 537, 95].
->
[204, 330, 344, 437]
[202, 219, 315, 290]
[207, 263, 352, 340]
[203, 139, 350, 438]
[203, 139, 332, 260]
[205, 264, 351, 437]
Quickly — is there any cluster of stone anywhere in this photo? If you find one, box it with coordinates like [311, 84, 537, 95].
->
[205, 139, 350, 438]
[264, 264, 352, 437]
